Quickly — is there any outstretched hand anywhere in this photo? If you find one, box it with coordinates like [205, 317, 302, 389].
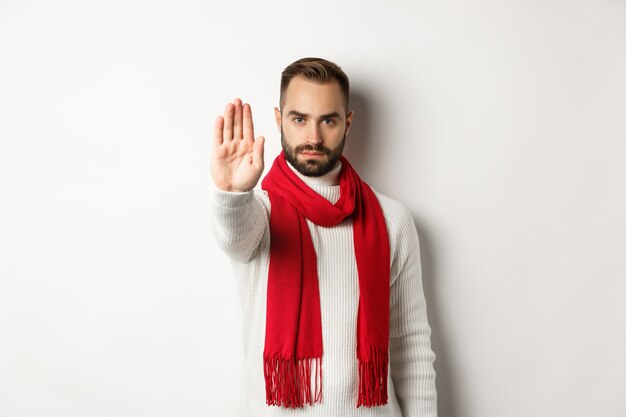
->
[211, 98, 265, 192]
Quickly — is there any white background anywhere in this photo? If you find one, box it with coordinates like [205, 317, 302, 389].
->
[1, 1, 625, 416]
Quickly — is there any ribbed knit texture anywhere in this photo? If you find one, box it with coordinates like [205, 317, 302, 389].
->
[209, 161, 437, 417]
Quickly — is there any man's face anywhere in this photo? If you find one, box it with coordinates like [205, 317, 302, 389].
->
[275, 76, 353, 177]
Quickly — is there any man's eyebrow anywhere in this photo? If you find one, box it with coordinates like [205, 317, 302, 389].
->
[287, 110, 309, 118]
[286, 110, 342, 119]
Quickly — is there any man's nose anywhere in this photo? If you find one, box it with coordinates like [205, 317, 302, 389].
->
[306, 124, 323, 145]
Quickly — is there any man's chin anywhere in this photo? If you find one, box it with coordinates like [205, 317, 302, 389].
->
[293, 157, 331, 177]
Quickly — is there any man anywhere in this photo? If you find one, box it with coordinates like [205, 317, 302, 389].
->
[209, 57, 437, 416]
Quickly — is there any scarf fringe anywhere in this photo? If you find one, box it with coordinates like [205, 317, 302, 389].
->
[263, 354, 322, 408]
[357, 345, 389, 407]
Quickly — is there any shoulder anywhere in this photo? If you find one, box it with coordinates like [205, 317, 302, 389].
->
[371, 188, 417, 239]
[370, 188, 421, 282]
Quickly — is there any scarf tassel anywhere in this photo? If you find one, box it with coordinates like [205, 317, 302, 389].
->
[357, 345, 389, 407]
[263, 354, 322, 408]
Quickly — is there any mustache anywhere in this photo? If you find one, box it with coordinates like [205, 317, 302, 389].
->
[295, 144, 331, 155]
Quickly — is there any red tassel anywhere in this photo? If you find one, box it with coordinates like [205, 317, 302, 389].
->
[357, 345, 388, 407]
[264, 354, 323, 408]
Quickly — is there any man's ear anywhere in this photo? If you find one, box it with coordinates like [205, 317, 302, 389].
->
[274, 107, 282, 133]
[345, 110, 354, 136]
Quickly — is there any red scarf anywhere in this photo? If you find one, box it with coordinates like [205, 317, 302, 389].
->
[261, 151, 390, 408]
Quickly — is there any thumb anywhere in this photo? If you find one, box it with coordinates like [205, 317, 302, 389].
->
[252, 136, 265, 169]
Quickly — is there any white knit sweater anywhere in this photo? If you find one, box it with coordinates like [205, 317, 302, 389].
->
[209, 160, 437, 417]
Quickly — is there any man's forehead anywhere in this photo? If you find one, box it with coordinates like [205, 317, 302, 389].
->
[282, 77, 346, 112]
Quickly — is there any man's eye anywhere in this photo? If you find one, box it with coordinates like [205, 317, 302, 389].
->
[293, 117, 304, 123]
[322, 119, 334, 125]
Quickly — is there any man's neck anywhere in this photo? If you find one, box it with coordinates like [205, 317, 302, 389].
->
[286, 160, 342, 187]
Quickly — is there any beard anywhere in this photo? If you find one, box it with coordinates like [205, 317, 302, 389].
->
[281, 127, 347, 177]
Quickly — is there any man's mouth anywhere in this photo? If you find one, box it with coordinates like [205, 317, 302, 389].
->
[298, 146, 328, 157]
[300, 151, 325, 156]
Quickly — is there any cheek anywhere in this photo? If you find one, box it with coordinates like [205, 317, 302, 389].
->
[327, 127, 345, 143]
[284, 124, 305, 138]
[281, 125, 301, 144]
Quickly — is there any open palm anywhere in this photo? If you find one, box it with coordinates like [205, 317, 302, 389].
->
[211, 98, 265, 192]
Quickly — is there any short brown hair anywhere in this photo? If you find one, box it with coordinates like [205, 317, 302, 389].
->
[280, 57, 350, 111]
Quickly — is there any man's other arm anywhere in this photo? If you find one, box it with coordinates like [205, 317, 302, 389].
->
[388, 205, 437, 417]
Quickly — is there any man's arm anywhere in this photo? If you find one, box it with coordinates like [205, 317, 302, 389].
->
[388, 206, 437, 417]
[209, 98, 268, 263]
[209, 186, 268, 263]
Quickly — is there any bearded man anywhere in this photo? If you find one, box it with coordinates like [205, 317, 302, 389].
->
[209, 57, 437, 417]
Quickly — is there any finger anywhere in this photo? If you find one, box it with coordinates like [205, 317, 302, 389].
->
[233, 98, 243, 140]
[252, 136, 265, 169]
[223, 103, 234, 142]
[213, 116, 224, 146]
[243, 103, 254, 142]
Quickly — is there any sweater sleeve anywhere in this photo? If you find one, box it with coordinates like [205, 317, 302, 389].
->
[208, 183, 269, 263]
[388, 206, 437, 417]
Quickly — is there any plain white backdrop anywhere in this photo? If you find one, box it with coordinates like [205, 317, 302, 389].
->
[1, 0, 625, 416]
